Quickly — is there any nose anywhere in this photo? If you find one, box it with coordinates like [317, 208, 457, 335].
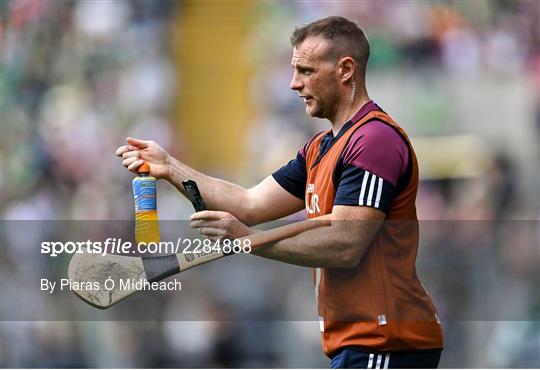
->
[290, 71, 303, 91]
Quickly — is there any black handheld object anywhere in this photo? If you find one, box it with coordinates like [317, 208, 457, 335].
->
[182, 180, 207, 212]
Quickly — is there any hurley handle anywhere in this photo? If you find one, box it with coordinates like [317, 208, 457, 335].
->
[182, 180, 207, 212]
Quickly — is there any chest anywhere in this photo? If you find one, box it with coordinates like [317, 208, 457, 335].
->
[304, 135, 348, 217]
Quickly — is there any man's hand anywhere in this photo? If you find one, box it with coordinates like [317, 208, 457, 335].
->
[115, 137, 170, 179]
[190, 211, 254, 241]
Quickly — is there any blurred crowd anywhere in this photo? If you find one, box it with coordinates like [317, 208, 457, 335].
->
[1, 0, 539, 368]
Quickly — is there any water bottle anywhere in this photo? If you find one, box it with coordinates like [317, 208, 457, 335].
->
[132, 162, 160, 244]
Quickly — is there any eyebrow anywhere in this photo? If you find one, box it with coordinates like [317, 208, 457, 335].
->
[291, 63, 314, 71]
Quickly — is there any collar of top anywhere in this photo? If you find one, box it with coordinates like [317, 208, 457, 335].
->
[326, 100, 377, 139]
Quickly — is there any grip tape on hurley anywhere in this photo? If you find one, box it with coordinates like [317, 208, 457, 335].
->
[182, 180, 207, 212]
[181, 179, 233, 257]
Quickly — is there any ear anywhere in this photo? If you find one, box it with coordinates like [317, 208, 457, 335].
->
[337, 57, 355, 83]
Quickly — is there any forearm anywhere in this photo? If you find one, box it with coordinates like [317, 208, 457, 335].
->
[165, 155, 254, 222]
[251, 220, 380, 268]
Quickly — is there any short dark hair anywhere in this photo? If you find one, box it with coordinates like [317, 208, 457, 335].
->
[290, 16, 370, 71]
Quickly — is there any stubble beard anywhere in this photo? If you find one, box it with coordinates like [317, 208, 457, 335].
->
[306, 92, 333, 119]
[306, 99, 322, 118]
[308, 93, 339, 121]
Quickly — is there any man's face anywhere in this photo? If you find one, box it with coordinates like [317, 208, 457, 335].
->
[290, 36, 340, 120]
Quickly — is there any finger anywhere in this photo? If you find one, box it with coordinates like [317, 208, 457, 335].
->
[190, 211, 227, 221]
[199, 227, 225, 237]
[122, 157, 139, 168]
[190, 220, 209, 229]
[127, 159, 145, 172]
[126, 137, 151, 149]
[116, 145, 139, 156]
[115, 145, 131, 156]
[190, 220, 224, 229]
[122, 150, 140, 159]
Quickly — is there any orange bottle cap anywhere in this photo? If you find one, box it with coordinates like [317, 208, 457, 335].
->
[138, 162, 150, 174]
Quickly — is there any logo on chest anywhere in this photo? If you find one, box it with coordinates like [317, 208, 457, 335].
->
[305, 183, 321, 215]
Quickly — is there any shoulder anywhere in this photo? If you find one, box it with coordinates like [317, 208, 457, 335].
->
[348, 120, 407, 150]
[341, 120, 409, 187]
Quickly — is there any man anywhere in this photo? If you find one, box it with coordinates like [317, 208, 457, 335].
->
[117, 16, 443, 368]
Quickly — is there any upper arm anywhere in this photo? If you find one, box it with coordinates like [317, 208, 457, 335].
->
[331, 205, 385, 242]
[245, 176, 305, 225]
[330, 122, 407, 262]
[334, 121, 409, 213]
[330, 205, 385, 265]
[331, 204, 386, 221]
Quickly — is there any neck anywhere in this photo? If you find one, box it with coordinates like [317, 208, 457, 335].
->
[330, 89, 369, 136]
[330, 89, 370, 135]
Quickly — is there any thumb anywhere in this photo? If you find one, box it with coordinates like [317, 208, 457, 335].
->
[126, 137, 151, 149]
